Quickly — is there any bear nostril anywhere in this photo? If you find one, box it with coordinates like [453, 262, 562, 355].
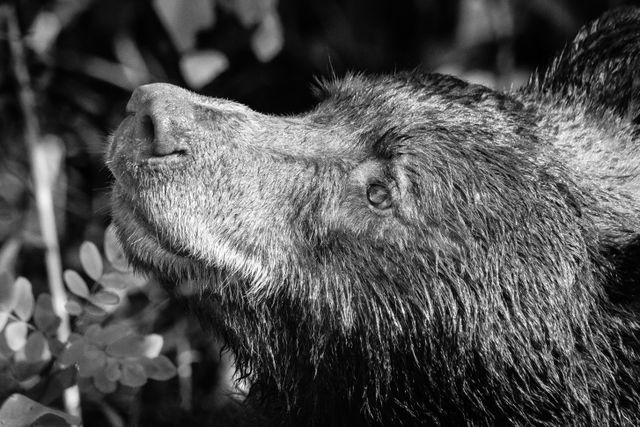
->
[140, 115, 155, 144]
[135, 113, 188, 158]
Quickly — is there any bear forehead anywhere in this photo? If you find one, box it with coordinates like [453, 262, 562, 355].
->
[316, 72, 521, 110]
[307, 72, 534, 157]
[311, 73, 528, 132]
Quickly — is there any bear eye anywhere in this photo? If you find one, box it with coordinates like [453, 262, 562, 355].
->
[366, 183, 392, 210]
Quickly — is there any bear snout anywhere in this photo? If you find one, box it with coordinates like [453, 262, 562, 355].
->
[124, 83, 192, 161]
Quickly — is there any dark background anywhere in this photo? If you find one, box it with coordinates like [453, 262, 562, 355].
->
[1, 0, 639, 425]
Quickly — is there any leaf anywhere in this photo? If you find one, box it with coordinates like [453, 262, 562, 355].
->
[63, 270, 89, 299]
[106, 333, 164, 359]
[0, 394, 80, 427]
[220, 0, 273, 26]
[251, 11, 283, 62]
[84, 343, 104, 360]
[34, 294, 61, 336]
[91, 290, 120, 306]
[104, 358, 121, 382]
[24, 331, 50, 363]
[0, 271, 14, 312]
[77, 345, 106, 378]
[84, 324, 102, 343]
[152, 0, 214, 52]
[180, 50, 229, 89]
[32, 413, 77, 427]
[95, 323, 131, 346]
[0, 312, 8, 332]
[99, 271, 131, 290]
[64, 300, 83, 316]
[13, 277, 34, 321]
[5, 321, 28, 351]
[93, 368, 117, 394]
[80, 241, 103, 281]
[47, 337, 65, 358]
[106, 334, 145, 358]
[142, 355, 177, 381]
[142, 334, 163, 358]
[84, 304, 106, 318]
[59, 338, 85, 368]
[120, 360, 147, 387]
[68, 333, 83, 343]
[104, 224, 131, 273]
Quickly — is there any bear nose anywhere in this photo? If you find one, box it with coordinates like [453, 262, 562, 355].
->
[126, 83, 191, 158]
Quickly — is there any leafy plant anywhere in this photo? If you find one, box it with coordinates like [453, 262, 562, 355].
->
[0, 225, 177, 426]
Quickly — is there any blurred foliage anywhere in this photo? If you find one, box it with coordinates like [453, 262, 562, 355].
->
[0, 228, 178, 426]
[1, 0, 640, 425]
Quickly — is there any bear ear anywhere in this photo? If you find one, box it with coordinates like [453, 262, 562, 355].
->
[525, 7, 640, 123]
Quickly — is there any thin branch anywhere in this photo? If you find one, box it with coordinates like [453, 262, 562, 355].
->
[2, 4, 82, 423]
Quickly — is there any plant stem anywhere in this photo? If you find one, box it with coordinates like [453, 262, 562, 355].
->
[2, 4, 82, 423]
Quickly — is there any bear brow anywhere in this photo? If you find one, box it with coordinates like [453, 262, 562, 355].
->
[371, 126, 413, 160]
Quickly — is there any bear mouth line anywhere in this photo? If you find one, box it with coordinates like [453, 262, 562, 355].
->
[113, 188, 203, 278]
[113, 191, 247, 299]
[113, 183, 265, 294]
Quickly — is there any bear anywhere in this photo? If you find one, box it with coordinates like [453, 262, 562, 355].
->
[107, 7, 640, 426]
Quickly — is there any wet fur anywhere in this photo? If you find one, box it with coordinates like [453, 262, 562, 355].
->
[108, 8, 640, 426]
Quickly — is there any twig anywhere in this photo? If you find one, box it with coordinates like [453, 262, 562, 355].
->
[1, 4, 82, 423]
[93, 399, 125, 427]
[176, 319, 194, 411]
[0, 236, 21, 274]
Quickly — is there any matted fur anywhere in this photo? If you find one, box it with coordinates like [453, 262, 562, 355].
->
[107, 8, 640, 426]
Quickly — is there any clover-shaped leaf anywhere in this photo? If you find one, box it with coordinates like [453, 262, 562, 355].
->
[142, 334, 163, 358]
[84, 343, 104, 361]
[24, 331, 50, 363]
[84, 324, 102, 343]
[106, 334, 145, 358]
[104, 224, 131, 273]
[91, 290, 120, 306]
[93, 368, 118, 394]
[34, 294, 61, 336]
[13, 277, 34, 321]
[99, 272, 130, 290]
[120, 360, 147, 387]
[5, 321, 28, 351]
[80, 241, 103, 281]
[105, 333, 164, 359]
[63, 270, 89, 299]
[142, 355, 177, 381]
[104, 358, 121, 382]
[77, 345, 107, 378]
[64, 300, 83, 316]
[84, 304, 106, 318]
[94, 323, 131, 346]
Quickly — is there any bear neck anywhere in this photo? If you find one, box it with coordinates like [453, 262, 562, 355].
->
[195, 279, 640, 426]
